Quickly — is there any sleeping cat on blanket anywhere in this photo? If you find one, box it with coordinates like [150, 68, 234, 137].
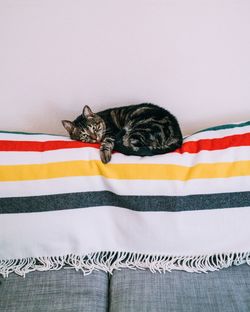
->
[62, 103, 183, 164]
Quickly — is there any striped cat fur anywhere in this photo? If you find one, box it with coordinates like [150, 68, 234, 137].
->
[62, 103, 183, 163]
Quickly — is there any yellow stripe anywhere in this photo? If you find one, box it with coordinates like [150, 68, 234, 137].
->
[0, 160, 250, 182]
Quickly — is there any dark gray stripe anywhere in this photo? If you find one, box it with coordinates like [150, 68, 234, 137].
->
[195, 120, 250, 133]
[0, 191, 249, 214]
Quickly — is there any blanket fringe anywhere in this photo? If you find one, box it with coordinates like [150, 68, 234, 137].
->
[1, 251, 250, 277]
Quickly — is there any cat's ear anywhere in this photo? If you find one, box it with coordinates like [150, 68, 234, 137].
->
[62, 120, 75, 134]
[82, 105, 95, 118]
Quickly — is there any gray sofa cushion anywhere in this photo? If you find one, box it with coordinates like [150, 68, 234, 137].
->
[109, 264, 250, 312]
[0, 269, 109, 312]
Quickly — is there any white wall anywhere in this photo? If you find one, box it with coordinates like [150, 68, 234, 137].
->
[0, 0, 249, 135]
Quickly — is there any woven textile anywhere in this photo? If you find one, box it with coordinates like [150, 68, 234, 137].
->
[0, 121, 250, 276]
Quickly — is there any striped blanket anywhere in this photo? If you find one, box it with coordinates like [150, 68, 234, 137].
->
[0, 121, 250, 276]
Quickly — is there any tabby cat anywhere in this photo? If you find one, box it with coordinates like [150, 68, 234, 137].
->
[62, 103, 183, 163]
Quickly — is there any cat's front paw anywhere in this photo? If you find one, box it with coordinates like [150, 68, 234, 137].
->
[100, 149, 112, 164]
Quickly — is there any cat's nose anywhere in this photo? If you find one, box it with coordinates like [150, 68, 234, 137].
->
[96, 135, 102, 142]
[89, 133, 97, 141]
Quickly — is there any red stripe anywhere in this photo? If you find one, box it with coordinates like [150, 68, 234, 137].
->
[0, 140, 100, 152]
[175, 133, 250, 154]
[0, 133, 249, 154]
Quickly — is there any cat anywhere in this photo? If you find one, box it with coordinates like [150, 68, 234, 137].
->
[62, 103, 183, 164]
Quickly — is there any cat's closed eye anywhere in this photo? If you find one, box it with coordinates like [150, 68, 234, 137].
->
[90, 125, 97, 131]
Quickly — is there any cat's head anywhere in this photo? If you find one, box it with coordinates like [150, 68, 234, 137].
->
[62, 105, 106, 143]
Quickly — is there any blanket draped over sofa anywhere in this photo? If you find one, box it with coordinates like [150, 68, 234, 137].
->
[0, 121, 250, 277]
